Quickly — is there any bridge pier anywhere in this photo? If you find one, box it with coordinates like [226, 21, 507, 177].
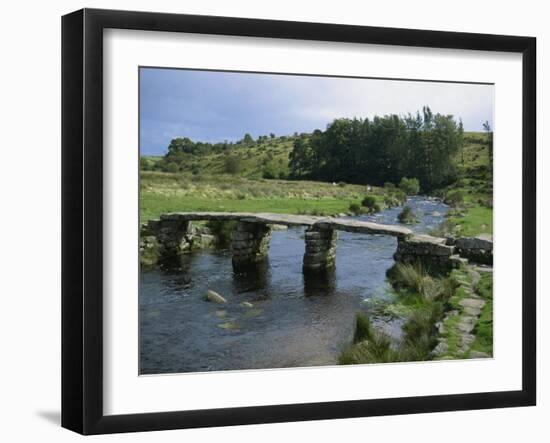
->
[303, 227, 337, 272]
[148, 218, 192, 262]
[231, 221, 272, 270]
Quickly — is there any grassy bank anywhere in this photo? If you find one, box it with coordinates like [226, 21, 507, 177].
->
[432, 132, 493, 237]
[339, 263, 493, 364]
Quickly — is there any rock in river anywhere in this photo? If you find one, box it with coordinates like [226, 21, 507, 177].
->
[205, 290, 227, 304]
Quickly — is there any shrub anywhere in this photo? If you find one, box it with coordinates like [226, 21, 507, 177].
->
[444, 190, 464, 207]
[361, 195, 381, 213]
[399, 177, 420, 195]
[361, 195, 377, 207]
[384, 196, 400, 208]
[224, 155, 242, 174]
[262, 168, 276, 179]
[384, 181, 396, 190]
[397, 206, 417, 224]
[392, 189, 407, 204]
[349, 203, 362, 215]
[140, 157, 154, 171]
[190, 164, 200, 175]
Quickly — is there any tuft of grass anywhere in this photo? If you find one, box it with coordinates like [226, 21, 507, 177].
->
[341, 265, 464, 365]
[444, 190, 465, 207]
[397, 206, 417, 224]
[354, 313, 373, 343]
[339, 329, 400, 365]
[390, 263, 439, 299]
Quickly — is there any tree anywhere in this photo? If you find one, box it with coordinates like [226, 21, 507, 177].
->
[242, 133, 254, 146]
[288, 137, 311, 178]
[399, 177, 420, 195]
[224, 154, 242, 174]
[270, 133, 276, 139]
[458, 118, 465, 165]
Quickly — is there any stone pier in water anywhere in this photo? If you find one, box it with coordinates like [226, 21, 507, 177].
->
[303, 227, 337, 272]
[231, 221, 272, 268]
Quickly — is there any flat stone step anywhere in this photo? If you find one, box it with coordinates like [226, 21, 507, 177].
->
[315, 219, 413, 237]
[459, 298, 486, 309]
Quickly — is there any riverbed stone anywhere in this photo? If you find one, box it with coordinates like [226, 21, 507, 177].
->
[205, 290, 227, 304]
[432, 341, 449, 356]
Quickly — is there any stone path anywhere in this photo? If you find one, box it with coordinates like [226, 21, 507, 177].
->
[432, 267, 491, 359]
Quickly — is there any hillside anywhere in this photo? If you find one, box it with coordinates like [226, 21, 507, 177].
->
[140, 135, 296, 180]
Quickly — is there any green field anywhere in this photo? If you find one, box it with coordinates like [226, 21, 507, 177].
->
[140, 172, 387, 222]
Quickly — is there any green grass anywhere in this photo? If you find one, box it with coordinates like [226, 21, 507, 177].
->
[448, 205, 492, 236]
[140, 171, 394, 223]
[141, 194, 358, 222]
[340, 264, 461, 365]
[468, 273, 493, 356]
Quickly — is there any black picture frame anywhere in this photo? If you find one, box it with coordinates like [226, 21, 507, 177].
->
[62, 8, 536, 435]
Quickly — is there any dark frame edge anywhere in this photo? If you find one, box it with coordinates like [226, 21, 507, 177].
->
[61, 8, 85, 435]
[521, 37, 537, 407]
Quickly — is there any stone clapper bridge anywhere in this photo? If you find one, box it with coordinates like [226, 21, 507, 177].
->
[144, 212, 468, 272]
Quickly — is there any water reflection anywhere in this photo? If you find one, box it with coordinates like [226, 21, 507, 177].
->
[303, 268, 336, 297]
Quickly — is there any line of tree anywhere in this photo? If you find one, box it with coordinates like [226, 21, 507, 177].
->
[164, 132, 281, 157]
[288, 107, 464, 191]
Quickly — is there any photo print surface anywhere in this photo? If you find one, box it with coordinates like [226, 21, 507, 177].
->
[138, 67, 494, 375]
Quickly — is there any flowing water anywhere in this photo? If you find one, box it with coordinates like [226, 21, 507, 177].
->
[140, 196, 448, 374]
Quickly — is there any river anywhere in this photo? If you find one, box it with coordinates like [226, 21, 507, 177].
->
[139, 196, 448, 374]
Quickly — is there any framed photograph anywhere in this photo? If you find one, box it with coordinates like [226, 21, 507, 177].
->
[62, 8, 536, 435]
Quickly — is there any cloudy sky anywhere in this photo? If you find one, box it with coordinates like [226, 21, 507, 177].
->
[140, 68, 494, 156]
